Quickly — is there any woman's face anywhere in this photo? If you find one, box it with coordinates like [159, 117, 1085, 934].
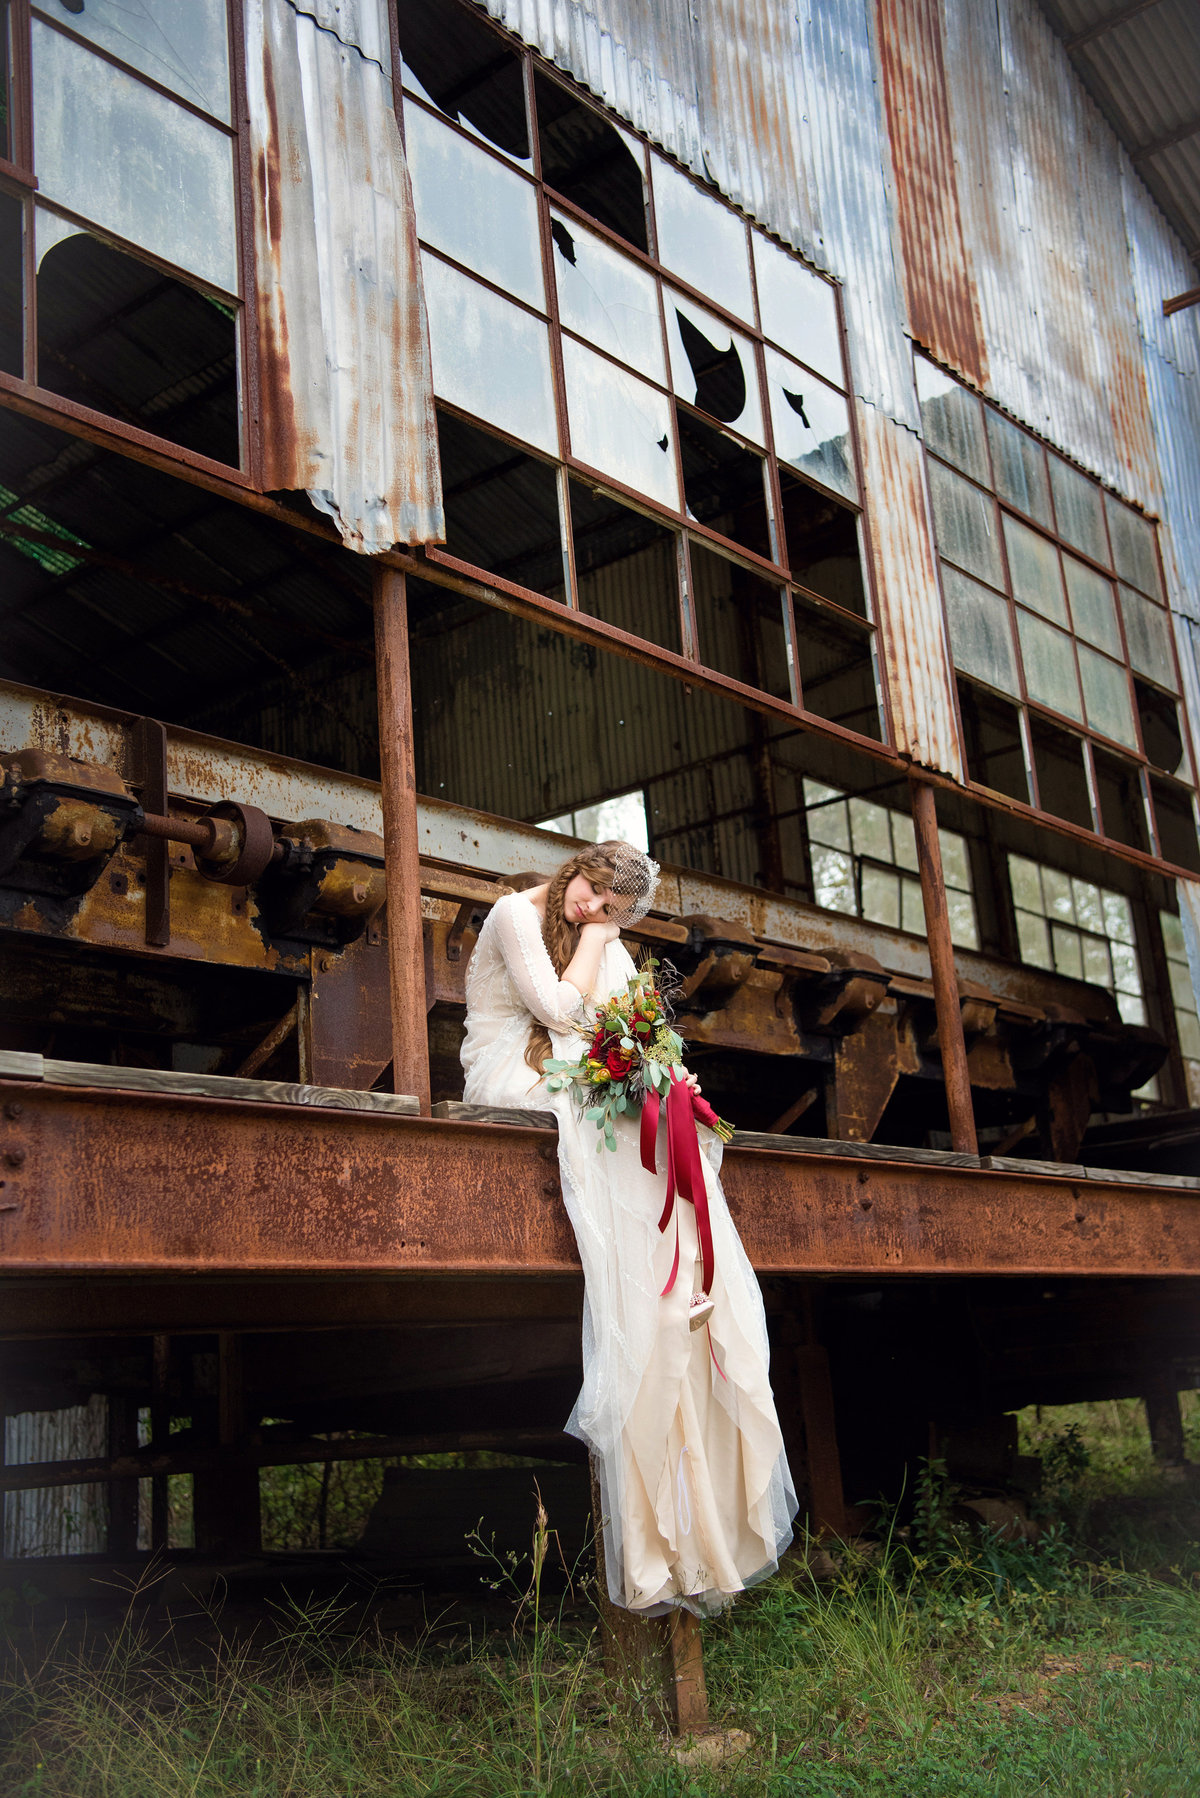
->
[562, 869, 615, 926]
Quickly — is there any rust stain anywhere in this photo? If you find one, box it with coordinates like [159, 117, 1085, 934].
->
[875, 0, 987, 389]
[255, 34, 306, 491]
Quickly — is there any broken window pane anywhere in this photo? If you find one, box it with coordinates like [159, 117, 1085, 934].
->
[422, 252, 557, 455]
[0, 189, 21, 376]
[986, 409, 1052, 528]
[780, 473, 865, 614]
[927, 460, 1003, 588]
[677, 407, 769, 556]
[766, 350, 856, 502]
[650, 154, 752, 324]
[550, 209, 663, 383]
[535, 74, 647, 252]
[55, 0, 232, 124]
[688, 539, 791, 699]
[405, 104, 543, 309]
[915, 356, 988, 484]
[752, 234, 842, 387]
[1004, 515, 1067, 625]
[563, 336, 678, 510]
[957, 681, 1029, 802]
[31, 19, 238, 294]
[1105, 494, 1161, 598]
[666, 290, 763, 443]
[569, 478, 680, 652]
[1119, 585, 1175, 690]
[1135, 680, 1185, 775]
[395, 0, 529, 161]
[1063, 554, 1120, 656]
[1048, 454, 1107, 563]
[1018, 611, 1082, 722]
[1094, 748, 1148, 852]
[1151, 778, 1200, 874]
[1031, 721, 1093, 830]
[792, 594, 879, 737]
[1078, 644, 1136, 749]
[438, 410, 565, 599]
[942, 564, 1018, 696]
[37, 232, 239, 465]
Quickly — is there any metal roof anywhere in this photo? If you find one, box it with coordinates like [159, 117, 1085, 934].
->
[1037, 0, 1200, 270]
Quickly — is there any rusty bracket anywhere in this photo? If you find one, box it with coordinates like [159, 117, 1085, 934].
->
[445, 901, 487, 962]
[132, 716, 170, 948]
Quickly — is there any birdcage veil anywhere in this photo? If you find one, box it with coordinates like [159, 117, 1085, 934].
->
[608, 841, 660, 924]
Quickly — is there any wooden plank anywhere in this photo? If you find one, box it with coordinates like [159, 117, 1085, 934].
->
[41, 1059, 420, 1114]
[432, 1099, 557, 1129]
[419, 864, 513, 904]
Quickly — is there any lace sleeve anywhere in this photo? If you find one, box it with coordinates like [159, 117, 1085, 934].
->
[491, 894, 586, 1029]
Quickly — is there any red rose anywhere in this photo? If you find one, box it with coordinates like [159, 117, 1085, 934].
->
[605, 1046, 632, 1079]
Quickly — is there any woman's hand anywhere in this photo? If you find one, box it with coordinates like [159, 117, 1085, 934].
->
[581, 918, 621, 945]
[680, 1069, 702, 1096]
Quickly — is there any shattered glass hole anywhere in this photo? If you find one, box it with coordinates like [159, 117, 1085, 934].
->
[536, 73, 647, 253]
[395, 0, 530, 161]
[666, 291, 762, 443]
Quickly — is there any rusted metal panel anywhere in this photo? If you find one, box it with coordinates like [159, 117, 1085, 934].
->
[244, 0, 444, 552]
[3, 1080, 1200, 1278]
[874, 0, 986, 389]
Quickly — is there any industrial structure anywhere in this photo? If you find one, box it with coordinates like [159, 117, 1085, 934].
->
[2, 0, 1199, 1728]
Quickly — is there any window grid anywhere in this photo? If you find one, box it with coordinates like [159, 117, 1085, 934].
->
[398, 6, 878, 742]
[1007, 853, 1145, 1024]
[1161, 910, 1200, 1106]
[540, 789, 651, 853]
[804, 778, 979, 947]
[919, 356, 1198, 862]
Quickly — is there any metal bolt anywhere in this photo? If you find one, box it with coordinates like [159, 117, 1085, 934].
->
[4, 1101, 23, 1120]
[5, 1147, 26, 1168]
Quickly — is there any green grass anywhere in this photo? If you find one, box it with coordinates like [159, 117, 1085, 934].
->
[2, 1400, 1198, 1797]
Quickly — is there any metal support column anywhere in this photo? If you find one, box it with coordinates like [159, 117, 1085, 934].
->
[910, 777, 978, 1155]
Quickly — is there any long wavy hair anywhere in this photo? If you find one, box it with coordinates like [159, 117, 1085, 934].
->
[524, 840, 643, 1076]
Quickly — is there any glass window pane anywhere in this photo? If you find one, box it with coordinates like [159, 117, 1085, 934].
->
[1111, 939, 1141, 994]
[1043, 866, 1075, 922]
[1052, 923, 1084, 979]
[396, 0, 529, 162]
[849, 797, 892, 862]
[1009, 855, 1043, 914]
[1120, 585, 1175, 689]
[406, 106, 543, 309]
[753, 234, 842, 385]
[861, 864, 900, 927]
[942, 564, 1019, 695]
[1078, 644, 1137, 749]
[1018, 612, 1082, 722]
[1106, 495, 1161, 597]
[1016, 909, 1052, 967]
[0, 190, 21, 376]
[986, 409, 1052, 527]
[536, 73, 647, 250]
[766, 349, 856, 501]
[52, 0, 231, 123]
[667, 290, 763, 443]
[563, 337, 678, 510]
[1169, 958, 1194, 1008]
[946, 886, 979, 948]
[1117, 991, 1146, 1025]
[892, 811, 918, 871]
[1063, 555, 1120, 655]
[811, 844, 856, 912]
[651, 155, 752, 324]
[915, 357, 988, 483]
[1102, 890, 1134, 943]
[550, 210, 663, 382]
[1180, 1016, 1200, 1060]
[1049, 455, 1107, 562]
[939, 830, 971, 889]
[422, 252, 558, 454]
[31, 19, 238, 294]
[1161, 910, 1186, 958]
[928, 461, 1003, 587]
[1003, 515, 1067, 624]
[1081, 934, 1112, 987]
[1072, 879, 1104, 933]
[805, 780, 851, 851]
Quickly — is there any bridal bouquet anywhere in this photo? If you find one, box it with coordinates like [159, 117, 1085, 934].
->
[542, 965, 733, 1153]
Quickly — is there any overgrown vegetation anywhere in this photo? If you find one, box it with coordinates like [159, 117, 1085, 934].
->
[2, 1400, 1198, 1796]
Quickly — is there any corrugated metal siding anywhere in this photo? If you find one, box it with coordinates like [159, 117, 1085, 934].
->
[3, 1401, 108, 1557]
[245, 0, 444, 553]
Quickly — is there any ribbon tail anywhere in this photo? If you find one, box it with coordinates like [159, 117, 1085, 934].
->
[640, 1086, 660, 1177]
[669, 1075, 715, 1297]
[707, 1323, 728, 1382]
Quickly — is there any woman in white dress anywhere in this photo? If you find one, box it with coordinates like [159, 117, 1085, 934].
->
[461, 839, 797, 1616]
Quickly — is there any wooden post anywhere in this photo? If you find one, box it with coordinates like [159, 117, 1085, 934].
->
[909, 777, 978, 1156]
[373, 565, 432, 1112]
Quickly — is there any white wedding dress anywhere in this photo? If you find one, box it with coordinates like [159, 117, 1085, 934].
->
[461, 892, 798, 1615]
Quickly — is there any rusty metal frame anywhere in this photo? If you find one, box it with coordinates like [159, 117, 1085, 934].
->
[3, 1078, 1199, 1278]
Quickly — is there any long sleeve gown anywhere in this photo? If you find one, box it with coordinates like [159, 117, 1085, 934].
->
[460, 891, 797, 1616]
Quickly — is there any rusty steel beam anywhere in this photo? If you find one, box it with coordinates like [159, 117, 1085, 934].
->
[2, 1080, 1199, 1279]
[911, 776, 978, 1155]
[373, 565, 431, 1112]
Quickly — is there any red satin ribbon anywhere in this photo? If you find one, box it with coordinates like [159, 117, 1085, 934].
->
[640, 1071, 716, 1299]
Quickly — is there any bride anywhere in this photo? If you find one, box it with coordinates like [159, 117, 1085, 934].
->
[461, 838, 797, 1616]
